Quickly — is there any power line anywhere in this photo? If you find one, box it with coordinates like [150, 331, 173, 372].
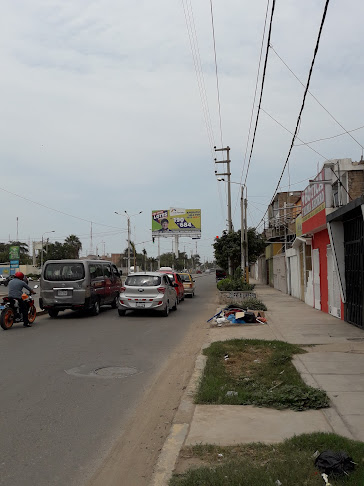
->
[256, 0, 331, 230]
[294, 124, 364, 146]
[233, 0, 270, 218]
[209, 0, 224, 147]
[0, 186, 126, 231]
[270, 45, 364, 155]
[243, 0, 276, 187]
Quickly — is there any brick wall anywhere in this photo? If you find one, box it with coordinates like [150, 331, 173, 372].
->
[348, 170, 364, 200]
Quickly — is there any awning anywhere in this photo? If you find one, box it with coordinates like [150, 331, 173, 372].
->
[292, 236, 312, 249]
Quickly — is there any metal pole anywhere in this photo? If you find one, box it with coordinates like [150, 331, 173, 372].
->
[127, 217, 131, 274]
[16, 217, 18, 241]
[226, 147, 232, 233]
[41, 236, 43, 269]
[241, 185, 245, 275]
[244, 189, 249, 283]
[157, 237, 161, 269]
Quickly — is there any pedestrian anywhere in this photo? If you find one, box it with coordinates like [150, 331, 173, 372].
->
[8, 272, 35, 327]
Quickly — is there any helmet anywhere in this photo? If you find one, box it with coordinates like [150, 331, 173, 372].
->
[14, 271, 25, 280]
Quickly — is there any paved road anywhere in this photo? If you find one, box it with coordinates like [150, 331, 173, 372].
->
[0, 274, 216, 486]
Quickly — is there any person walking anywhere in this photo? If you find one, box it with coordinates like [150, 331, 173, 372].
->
[8, 272, 35, 327]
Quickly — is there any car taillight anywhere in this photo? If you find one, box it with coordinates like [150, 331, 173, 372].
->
[120, 287, 126, 293]
[157, 287, 166, 294]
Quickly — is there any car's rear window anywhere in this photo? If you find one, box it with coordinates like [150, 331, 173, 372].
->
[44, 263, 85, 281]
[179, 274, 191, 282]
[125, 275, 161, 286]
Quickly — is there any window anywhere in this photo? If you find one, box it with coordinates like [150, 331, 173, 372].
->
[126, 275, 161, 286]
[103, 265, 111, 278]
[111, 265, 119, 276]
[44, 263, 85, 281]
[179, 274, 191, 282]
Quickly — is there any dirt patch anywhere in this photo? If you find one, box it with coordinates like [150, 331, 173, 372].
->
[223, 345, 273, 379]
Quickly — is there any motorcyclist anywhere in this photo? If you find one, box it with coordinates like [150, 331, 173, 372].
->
[8, 272, 36, 327]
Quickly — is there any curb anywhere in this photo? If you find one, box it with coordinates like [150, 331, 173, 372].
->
[150, 353, 207, 486]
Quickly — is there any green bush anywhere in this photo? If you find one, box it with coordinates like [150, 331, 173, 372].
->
[239, 297, 267, 310]
[217, 278, 255, 292]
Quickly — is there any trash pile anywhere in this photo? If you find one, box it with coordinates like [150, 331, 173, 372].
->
[207, 304, 267, 326]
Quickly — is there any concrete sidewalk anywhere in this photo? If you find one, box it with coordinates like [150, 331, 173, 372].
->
[152, 282, 364, 485]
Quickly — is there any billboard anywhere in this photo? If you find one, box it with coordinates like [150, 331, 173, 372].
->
[152, 208, 201, 236]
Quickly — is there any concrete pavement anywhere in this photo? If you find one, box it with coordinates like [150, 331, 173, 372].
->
[152, 281, 364, 485]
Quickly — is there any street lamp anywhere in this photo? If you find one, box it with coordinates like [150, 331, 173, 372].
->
[217, 178, 249, 281]
[115, 211, 142, 275]
[41, 231, 55, 268]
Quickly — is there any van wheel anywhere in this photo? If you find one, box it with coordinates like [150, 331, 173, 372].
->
[118, 309, 126, 316]
[111, 296, 118, 309]
[91, 299, 100, 316]
[161, 302, 169, 317]
[48, 309, 59, 318]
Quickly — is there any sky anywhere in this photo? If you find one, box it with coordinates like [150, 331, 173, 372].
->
[1, 0, 364, 262]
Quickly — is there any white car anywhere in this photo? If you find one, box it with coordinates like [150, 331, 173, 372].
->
[0, 275, 7, 285]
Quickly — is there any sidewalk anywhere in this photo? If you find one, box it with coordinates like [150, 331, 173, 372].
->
[152, 282, 364, 485]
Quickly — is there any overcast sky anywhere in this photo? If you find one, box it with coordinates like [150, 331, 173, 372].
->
[1, 0, 363, 262]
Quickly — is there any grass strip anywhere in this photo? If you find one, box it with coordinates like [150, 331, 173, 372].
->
[170, 432, 364, 485]
[196, 339, 328, 410]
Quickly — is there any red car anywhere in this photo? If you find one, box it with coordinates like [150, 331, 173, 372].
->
[159, 270, 185, 303]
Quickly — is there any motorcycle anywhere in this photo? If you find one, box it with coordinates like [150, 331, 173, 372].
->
[0, 285, 38, 330]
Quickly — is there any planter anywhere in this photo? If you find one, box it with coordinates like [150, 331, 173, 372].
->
[218, 290, 257, 305]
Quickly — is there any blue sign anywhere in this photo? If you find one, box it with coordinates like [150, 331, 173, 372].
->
[10, 260, 19, 267]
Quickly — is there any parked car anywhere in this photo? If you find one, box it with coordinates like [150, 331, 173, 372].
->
[40, 259, 122, 318]
[178, 272, 195, 297]
[117, 272, 178, 317]
[216, 269, 227, 282]
[196, 270, 202, 274]
[0, 275, 7, 285]
[159, 270, 185, 303]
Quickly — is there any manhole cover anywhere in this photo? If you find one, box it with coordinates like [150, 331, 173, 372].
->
[94, 366, 138, 378]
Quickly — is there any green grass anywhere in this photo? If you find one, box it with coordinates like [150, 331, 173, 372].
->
[195, 339, 328, 411]
[217, 278, 255, 291]
[170, 433, 364, 486]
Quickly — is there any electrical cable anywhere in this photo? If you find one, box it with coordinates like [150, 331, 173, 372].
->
[233, 0, 270, 218]
[243, 0, 276, 187]
[256, 0, 331, 230]
[270, 45, 364, 155]
[294, 124, 364, 146]
[0, 186, 127, 231]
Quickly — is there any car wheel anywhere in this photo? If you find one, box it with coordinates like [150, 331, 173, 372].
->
[181, 294, 185, 301]
[118, 309, 126, 316]
[91, 298, 100, 316]
[161, 302, 169, 317]
[111, 296, 118, 309]
[172, 298, 178, 311]
[48, 309, 59, 318]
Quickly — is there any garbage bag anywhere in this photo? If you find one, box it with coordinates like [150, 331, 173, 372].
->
[314, 450, 355, 475]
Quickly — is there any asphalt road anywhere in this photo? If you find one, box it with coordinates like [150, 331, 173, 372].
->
[0, 274, 216, 486]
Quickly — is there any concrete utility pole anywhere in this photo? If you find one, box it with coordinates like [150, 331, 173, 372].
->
[157, 237, 161, 269]
[41, 231, 55, 269]
[215, 146, 233, 275]
[244, 193, 249, 283]
[127, 217, 131, 273]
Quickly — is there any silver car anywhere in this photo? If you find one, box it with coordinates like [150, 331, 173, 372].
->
[117, 272, 178, 317]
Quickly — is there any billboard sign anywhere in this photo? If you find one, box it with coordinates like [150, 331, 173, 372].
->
[301, 169, 326, 223]
[152, 209, 201, 236]
[9, 246, 20, 260]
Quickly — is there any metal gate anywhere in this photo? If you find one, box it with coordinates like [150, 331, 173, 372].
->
[344, 213, 364, 328]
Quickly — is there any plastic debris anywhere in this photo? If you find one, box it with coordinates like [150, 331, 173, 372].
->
[226, 391, 238, 397]
[321, 473, 331, 485]
[217, 453, 224, 458]
[253, 359, 261, 363]
[312, 450, 320, 459]
[224, 354, 229, 360]
[275, 480, 282, 486]
[315, 450, 355, 476]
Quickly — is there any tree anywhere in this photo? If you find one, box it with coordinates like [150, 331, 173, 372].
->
[64, 235, 82, 259]
[213, 229, 266, 273]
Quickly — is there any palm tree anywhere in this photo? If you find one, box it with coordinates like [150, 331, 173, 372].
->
[65, 235, 82, 259]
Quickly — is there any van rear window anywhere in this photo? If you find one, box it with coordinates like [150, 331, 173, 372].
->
[44, 263, 85, 281]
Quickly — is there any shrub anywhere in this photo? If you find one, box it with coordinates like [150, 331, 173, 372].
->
[229, 297, 267, 310]
[217, 278, 255, 292]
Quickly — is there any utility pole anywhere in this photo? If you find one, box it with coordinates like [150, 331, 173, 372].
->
[16, 217, 18, 241]
[215, 145, 233, 275]
[127, 217, 131, 274]
[241, 186, 245, 275]
[157, 237, 161, 269]
[244, 194, 249, 283]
